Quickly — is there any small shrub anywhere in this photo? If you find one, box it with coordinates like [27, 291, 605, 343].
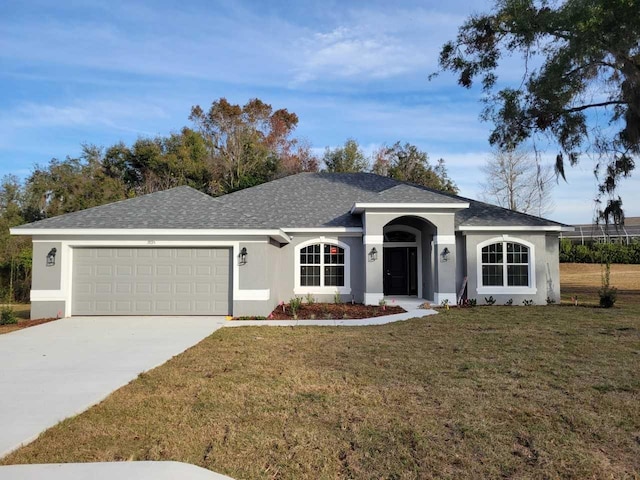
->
[598, 262, 618, 308]
[333, 291, 342, 304]
[546, 296, 556, 305]
[522, 299, 534, 306]
[0, 306, 18, 325]
[469, 298, 477, 307]
[440, 298, 449, 310]
[305, 293, 316, 305]
[289, 297, 303, 319]
[484, 296, 496, 306]
[505, 298, 513, 306]
[379, 298, 387, 310]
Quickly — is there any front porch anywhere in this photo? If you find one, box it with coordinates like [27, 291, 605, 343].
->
[361, 209, 465, 307]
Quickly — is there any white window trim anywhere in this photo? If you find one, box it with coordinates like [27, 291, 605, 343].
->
[476, 236, 537, 295]
[294, 238, 351, 295]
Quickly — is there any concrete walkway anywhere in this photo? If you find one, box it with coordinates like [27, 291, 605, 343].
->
[224, 307, 435, 327]
[0, 461, 233, 480]
[0, 316, 226, 458]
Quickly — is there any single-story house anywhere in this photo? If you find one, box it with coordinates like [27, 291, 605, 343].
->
[11, 172, 571, 319]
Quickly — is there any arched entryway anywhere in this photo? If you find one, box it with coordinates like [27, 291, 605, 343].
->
[383, 225, 420, 296]
[382, 217, 437, 299]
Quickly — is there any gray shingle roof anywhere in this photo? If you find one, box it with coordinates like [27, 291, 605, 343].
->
[13, 172, 567, 231]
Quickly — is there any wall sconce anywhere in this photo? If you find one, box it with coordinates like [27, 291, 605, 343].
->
[46, 248, 57, 267]
[440, 247, 450, 262]
[239, 247, 248, 265]
[369, 247, 378, 262]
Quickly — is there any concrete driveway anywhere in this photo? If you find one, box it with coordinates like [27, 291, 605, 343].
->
[0, 316, 225, 458]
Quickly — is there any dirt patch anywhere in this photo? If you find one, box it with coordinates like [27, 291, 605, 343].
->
[0, 317, 58, 335]
[236, 302, 405, 320]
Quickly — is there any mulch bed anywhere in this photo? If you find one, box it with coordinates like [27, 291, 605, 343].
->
[236, 303, 406, 320]
[0, 317, 58, 334]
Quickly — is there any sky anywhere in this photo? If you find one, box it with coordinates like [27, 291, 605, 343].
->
[1, 0, 638, 224]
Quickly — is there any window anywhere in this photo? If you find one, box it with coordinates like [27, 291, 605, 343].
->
[295, 241, 350, 294]
[479, 240, 533, 290]
[384, 230, 416, 242]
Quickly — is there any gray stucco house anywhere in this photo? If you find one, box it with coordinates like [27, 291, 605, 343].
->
[12, 173, 570, 319]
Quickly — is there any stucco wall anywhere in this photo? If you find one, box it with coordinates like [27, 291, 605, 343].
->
[268, 234, 364, 306]
[464, 232, 561, 305]
[31, 301, 65, 320]
[32, 241, 62, 290]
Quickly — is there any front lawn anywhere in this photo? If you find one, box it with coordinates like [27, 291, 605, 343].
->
[3, 303, 639, 478]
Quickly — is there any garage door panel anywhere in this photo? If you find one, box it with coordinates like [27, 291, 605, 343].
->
[72, 248, 230, 315]
[136, 265, 153, 276]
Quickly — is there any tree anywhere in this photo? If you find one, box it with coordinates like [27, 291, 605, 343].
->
[436, 0, 640, 222]
[371, 142, 458, 193]
[103, 128, 213, 195]
[189, 98, 303, 194]
[24, 145, 127, 220]
[0, 176, 31, 302]
[480, 148, 555, 216]
[323, 139, 369, 173]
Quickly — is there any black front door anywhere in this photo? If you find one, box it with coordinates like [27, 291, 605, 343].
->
[384, 247, 417, 295]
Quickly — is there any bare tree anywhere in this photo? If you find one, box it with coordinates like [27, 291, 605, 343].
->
[480, 149, 555, 217]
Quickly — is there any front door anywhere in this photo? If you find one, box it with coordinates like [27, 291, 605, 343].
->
[384, 247, 417, 295]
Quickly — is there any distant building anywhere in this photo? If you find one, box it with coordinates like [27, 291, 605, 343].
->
[560, 217, 640, 245]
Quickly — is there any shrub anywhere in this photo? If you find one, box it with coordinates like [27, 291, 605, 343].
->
[505, 298, 513, 306]
[484, 296, 496, 306]
[522, 299, 534, 306]
[598, 262, 618, 308]
[305, 293, 316, 305]
[0, 306, 18, 325]
[289, 297, 303, 318]
[560, 238, 640, 264]
[333, 291, 342, 304]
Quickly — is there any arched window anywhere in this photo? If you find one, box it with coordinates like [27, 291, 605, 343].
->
[384, 230, 416, 242]
[477, 238, 536, 293]
[481, 241, 529, 286]
[295, 240, 350, 294]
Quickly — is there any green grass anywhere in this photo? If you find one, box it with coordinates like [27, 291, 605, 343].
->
[3, 304, 639, 479]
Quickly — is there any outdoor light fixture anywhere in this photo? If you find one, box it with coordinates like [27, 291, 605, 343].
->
[441, 247, 450, 262]
[46, 248, 57, 267]
[239, 247, 248, 265]
[369, 247, 378, 262]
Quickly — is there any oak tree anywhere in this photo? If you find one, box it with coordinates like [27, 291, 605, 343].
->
[437, 0, 640, 222]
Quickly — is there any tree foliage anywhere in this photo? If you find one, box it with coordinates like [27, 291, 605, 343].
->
[0, 176, 32, 302]
[189, 98, 317, 193]
[437, 0, 640, 222]
[24, 145, 128, 221]
[481, 148, 555, 216]
[322, 138, 369, 173]
[371, 142, 458, 193]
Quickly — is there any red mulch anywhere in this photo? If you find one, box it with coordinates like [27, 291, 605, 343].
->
[0, 317, 58, 334]
[264, 303, 405, 320]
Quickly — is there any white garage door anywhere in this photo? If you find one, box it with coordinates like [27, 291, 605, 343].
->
[72, 248, 231, 315]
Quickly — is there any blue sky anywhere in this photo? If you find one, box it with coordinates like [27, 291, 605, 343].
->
[1, 0, 638, 223]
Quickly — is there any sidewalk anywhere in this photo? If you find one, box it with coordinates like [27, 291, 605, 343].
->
[223, 307, 436, 327]
[0, 461, 234, 480]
